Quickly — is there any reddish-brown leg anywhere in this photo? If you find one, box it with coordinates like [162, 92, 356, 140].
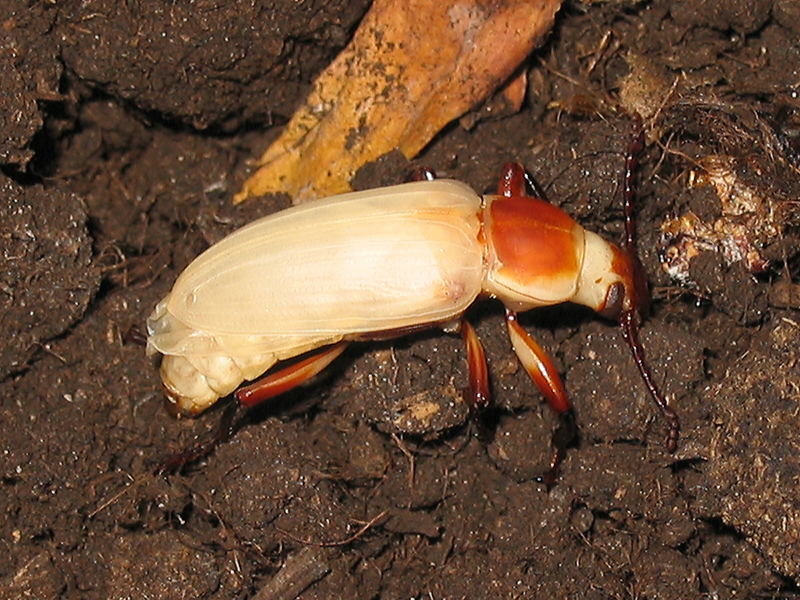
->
[497, 162, 549, 200]
[505, 309, 577, 485]
[236, 342, 348, 407]
[156, 398, 241, 474]
[459, 318, 491, 412]
[505, 309, 569, 412]
[497, 162, 528, 197]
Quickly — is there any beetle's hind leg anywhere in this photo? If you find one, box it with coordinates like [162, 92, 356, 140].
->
[505, 309, 577, 487]
[156, 343, 349, 473]
[235, 342, 349, 407]
[155, 397, 242, 474]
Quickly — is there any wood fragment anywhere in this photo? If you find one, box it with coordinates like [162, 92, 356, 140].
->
[251, 546, 332, 600]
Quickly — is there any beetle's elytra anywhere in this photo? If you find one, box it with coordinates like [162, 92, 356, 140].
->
[148, 157, 678, 464]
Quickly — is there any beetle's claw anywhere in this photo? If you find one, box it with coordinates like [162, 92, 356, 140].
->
[468, 404, 498, 445]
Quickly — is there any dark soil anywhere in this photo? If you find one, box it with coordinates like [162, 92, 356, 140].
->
[2, 1, 800, 598]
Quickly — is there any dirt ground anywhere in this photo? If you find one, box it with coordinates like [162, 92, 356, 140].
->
[2, 0, 800, 598]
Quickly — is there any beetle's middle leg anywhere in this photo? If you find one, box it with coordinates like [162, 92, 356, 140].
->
[459, 318, 491, 413]
[457, 317, 502, 445]
[505, 308, 577, 485]
[235, 342, 349, 407]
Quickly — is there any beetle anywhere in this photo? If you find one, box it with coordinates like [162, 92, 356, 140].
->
[147, 138, 678, 471]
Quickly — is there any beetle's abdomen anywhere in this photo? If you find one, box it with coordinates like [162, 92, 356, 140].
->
[147, 180, 484, 415]
[147, 298, 316, 415]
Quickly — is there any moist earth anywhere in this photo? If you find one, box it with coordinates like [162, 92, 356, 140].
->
[2, 0, 800, 598]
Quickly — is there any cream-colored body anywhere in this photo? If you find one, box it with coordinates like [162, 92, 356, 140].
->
[148, 179, 627, 415]
[148, 180, 485, 414]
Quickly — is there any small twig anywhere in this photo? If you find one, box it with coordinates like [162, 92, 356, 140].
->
[276, 510, 388, 548]
[88, 473, 135, 518]
[650, 131, 675, 181]
[391, 432, 416, 507]
[583, 30, 612, 76]
[35, 342, 68, 364]
[645, 75, 681, 131]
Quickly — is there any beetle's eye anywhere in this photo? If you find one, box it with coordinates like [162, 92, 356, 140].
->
[598, 282, 625, 320]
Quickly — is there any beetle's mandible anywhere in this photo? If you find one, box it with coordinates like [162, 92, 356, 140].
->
[147, 151, 678, 466]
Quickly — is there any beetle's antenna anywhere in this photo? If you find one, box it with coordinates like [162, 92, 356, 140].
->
[619, 125, 680, 452]
[523, 170, 549, 201]
[623, 128, 644, 249]
[620, 311, 679, 451]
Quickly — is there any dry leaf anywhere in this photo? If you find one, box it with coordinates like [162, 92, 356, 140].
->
[235, 0, 562, 204]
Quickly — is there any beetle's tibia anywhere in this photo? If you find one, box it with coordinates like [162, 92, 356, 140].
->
[505, 309, 570, 414]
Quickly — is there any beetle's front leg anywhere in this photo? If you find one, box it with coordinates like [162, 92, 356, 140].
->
[505, 309, 577, 485]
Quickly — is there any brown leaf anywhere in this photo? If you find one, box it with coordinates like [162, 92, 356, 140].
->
[235, 0, 562, 204]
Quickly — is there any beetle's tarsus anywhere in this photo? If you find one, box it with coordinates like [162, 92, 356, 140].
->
[469, 407, 498, 445]
[552, 408, 577, 451]
[535, 408, 577, 489]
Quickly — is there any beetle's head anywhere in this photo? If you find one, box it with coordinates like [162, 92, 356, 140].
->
[571, 230, 649, 321]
